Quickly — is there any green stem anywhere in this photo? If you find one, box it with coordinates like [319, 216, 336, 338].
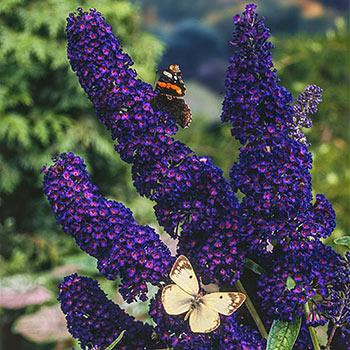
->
[302, 302, 321, 350]
[234, 280, 268, 340]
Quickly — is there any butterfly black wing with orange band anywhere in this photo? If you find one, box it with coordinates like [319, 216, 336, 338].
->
[151, 64, 192, 128]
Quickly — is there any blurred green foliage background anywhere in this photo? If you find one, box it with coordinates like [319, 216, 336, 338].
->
[0, 0, 348, 349]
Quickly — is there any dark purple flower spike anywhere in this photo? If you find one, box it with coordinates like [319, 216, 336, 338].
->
[42, 152, 172, 302]
[58, 274, 162, 349]
[222, 5, 335, 256]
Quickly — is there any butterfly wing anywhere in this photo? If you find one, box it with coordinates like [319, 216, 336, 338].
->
[201, 292, 246, 316]
[151, 95, 192, 128]
[152, 64, 192, 129]
[156, 64, 185, 97]
[161, 284, 193, 315]
[169, 255, 199, 296]
[172, 98, 192, 128]
[188, 303, 220, 333]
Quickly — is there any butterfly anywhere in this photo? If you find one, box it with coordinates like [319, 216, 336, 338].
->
[151, 64, 192, 128]
[161, 255, 246, 333]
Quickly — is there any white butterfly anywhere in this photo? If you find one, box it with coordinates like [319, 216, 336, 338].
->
[161, 255, 246, 333]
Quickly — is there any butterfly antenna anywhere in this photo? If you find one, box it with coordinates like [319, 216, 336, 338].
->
[199, 276, 203, 295]
[174, 221, 180, 237]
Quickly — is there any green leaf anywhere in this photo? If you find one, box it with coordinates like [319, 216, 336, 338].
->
[244, 258, 266, 275]
[334, 236, 350, 249]
[286, 276, 296, 290]
[266, 317, 301, 350]
[104, 330, 126, 350]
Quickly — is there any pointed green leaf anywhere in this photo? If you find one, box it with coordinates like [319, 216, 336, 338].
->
[334, 236, 350, 249]
[266, 317, 301, 350]
[104, 330, 126, 350]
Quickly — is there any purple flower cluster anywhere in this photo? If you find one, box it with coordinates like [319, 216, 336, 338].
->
[256, 240, 345, 323]
[150, 289, 266, 350]
[221, 1, 341, 338]
[65, 7, 245, 287]
[42, 152, 172, 302]
[289, 85, 323, 146]
[58, 274, 161, 349]
[221, 4, 294, 145]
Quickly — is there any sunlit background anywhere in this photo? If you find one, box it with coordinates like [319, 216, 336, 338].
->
[0, 0, 349, 349]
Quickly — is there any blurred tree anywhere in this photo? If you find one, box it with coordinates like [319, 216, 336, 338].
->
[159, 20, 224, 79]
[319, 0, 350, 10]
[137, 0, 219, 23]
[0, 0, 163, 273]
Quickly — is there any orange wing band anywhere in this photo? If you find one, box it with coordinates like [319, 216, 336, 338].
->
[158, 82, 183, 95]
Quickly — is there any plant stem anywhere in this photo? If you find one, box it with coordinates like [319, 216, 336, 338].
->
[234, 279, 268, 340]
[325, 323, 338, 350]
[302, 302, 321, 350]
[325, 303, 344, 350]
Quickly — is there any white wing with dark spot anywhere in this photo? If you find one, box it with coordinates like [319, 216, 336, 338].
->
[201, 292, 246, 315]
[169, 255, 199, 296]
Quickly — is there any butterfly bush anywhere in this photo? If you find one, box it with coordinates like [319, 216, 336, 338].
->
[42, 4, 349, 349]
[58, 274, 161, 349]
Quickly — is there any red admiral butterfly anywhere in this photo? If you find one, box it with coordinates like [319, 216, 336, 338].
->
[151, 64, 192, 128]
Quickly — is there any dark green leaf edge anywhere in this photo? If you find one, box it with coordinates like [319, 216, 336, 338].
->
[266, 317, 301, 350]
[244, 258, 266, 275]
